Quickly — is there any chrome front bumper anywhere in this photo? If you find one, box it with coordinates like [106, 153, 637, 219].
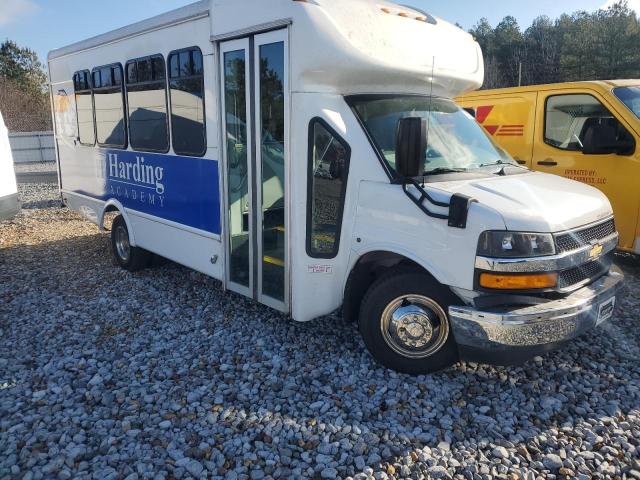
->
[449, 266, 624, 360]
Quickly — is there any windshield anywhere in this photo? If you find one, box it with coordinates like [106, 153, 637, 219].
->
[614, 86, 640, 120]
[349, 95, 516, 176]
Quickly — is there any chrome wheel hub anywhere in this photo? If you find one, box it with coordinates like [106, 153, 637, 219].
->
[380, 295, 449, 359]
[115, 225, 131, 263]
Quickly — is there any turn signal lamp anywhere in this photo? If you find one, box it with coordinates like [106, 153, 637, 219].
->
[479, 273, 558, 290]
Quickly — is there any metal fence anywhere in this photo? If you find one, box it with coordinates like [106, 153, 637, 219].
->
[9, 131, 56, 164]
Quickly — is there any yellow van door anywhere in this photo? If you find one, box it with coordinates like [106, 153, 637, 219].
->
[532, 89, 640, 251]
[457, 92, 537, 167]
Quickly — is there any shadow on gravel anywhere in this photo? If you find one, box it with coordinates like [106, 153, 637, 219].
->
[1, 233, 639, 478]
[19, 199, 63, 210]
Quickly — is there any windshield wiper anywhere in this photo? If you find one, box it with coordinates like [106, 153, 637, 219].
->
[422, 167, 468, 176]
[477, 160, 522, 169]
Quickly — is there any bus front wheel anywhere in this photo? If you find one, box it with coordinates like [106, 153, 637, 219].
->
[359, 270, 459, 374]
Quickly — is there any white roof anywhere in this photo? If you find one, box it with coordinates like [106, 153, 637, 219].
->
[48, 1, 210, 61]
[48, 0, 484, 97]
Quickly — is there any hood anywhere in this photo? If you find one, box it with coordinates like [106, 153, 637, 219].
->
[432, 171, 613, 232]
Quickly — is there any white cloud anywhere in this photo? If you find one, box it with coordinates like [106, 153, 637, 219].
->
[601, 0, 640, 13]
[0, 0, 38, 26]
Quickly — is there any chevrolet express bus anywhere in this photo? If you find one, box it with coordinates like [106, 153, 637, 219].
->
[48, 0, 623, 374]
[0, 110, 20, 221]
[457, 81, 640, 256]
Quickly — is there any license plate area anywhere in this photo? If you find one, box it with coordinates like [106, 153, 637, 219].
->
[596, 296, 616, 326]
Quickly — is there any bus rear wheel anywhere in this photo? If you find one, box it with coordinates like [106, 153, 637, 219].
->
[110, 215, 151, 272]
[359, 270, 459, 374]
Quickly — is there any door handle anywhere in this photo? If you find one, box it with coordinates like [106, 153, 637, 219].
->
[537, 159, 558, 166]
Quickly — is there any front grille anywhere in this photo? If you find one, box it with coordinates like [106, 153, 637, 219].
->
[557, 254, 612, 290]
[554, 219, 616, 253]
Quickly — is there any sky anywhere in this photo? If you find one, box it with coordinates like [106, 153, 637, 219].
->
[1, 0, 638, 65]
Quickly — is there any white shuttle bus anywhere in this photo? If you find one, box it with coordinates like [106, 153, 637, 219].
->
[49, 0, 623, 373]
[0, 110, 20, 221]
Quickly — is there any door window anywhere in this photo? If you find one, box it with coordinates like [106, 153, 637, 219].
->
[259, 41, 286, 302]
[544, 94, 635, 155]
[224, 48, 250, 288]
[307, 119, 351, 258]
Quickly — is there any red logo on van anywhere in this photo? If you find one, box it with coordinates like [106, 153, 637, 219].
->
[476, 105, 524, 137]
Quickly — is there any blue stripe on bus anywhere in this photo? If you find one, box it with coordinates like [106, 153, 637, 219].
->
[67, 149, 221, 235]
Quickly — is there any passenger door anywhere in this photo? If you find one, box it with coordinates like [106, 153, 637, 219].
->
[219, 30, 289, 312]
[532, 89, 640, 251]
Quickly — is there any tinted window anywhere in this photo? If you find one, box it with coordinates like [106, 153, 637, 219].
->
[93, 64, 126, 148]
[168, 47, 206, 156]
[73, 70, 95, 145]
[614, 86, 640, 120]
[307, 119, 351, 258]
[126, 55, 169, 152]
[259, 41, 286, 301]
[545, 94, 633, 153]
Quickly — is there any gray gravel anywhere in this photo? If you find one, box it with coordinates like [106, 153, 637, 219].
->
[13, 162, 57, 174]
[1, 183, 639, 479]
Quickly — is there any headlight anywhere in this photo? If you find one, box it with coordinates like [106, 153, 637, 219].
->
[477, 231, 556, 258]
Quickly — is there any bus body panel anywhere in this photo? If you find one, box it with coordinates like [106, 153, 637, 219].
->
[457, 80, 640, 254]
[50, 13, 223, 278]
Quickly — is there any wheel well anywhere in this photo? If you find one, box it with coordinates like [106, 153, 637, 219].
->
[342, 251, 431, 323]
[101, 204, 122, 231]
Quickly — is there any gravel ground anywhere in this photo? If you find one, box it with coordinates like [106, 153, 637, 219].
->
[1, 184, 639, 480]
[13, 163, 57, 174]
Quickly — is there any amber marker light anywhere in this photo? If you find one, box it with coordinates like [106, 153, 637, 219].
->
[479, 273, 558, 290]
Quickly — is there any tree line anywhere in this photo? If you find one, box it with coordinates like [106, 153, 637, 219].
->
[469, 0, 640, 89]
[0, 40, 51, 131]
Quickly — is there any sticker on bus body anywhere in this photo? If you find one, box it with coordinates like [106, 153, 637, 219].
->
[308, 265, 333, 274]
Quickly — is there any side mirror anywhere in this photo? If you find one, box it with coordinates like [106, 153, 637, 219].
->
[396, 117, 426, 178]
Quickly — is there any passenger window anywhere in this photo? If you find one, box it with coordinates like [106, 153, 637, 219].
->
[168, 47, 206, 157]
[545, 94, 635, 155]
[307, 119, 351, 258]
[73, 70, 95, 145]
[126, 55, 169, 152]
[92, 64, 127, 148]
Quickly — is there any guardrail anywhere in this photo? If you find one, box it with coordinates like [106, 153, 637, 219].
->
[9, 131, 56, 164]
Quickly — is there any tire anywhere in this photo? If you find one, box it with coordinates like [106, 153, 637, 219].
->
[359, 270, 459, 374]
[110, 215, 151, 272]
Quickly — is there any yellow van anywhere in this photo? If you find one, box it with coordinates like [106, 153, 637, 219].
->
[456, 80, 640, 255]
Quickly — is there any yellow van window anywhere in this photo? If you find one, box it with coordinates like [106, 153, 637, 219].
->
[544, 94, 634, 154]
[614, 86, 640, 120]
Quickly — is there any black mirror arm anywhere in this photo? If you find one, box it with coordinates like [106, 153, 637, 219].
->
[400, 177, 477, 228]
